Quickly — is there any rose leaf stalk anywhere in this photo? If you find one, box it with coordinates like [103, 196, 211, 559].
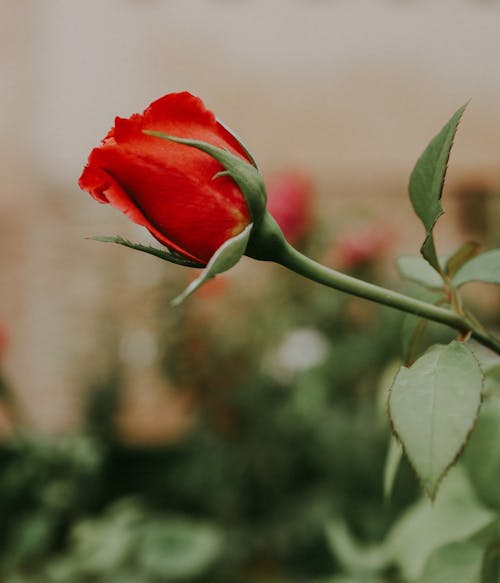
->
[246, 212, 500, 355]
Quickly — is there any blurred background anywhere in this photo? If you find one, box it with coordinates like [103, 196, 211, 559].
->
[0, 1, 499, 581]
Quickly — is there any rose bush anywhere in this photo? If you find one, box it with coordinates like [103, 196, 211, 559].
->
[79, 92, 253, 264]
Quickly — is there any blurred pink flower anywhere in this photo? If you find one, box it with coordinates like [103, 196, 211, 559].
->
[329, 222, 394, 270]
[266, 171, 315, 246]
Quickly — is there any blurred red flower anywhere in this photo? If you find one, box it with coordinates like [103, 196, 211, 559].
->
[79, 92, 252, 264]
[266, 171, 315, 246]
[330, 222, 394, 270]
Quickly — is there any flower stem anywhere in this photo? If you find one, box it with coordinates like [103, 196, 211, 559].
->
[273, 241, 500, 356]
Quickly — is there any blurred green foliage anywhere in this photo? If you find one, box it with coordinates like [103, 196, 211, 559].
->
[0, 251, 498, 582]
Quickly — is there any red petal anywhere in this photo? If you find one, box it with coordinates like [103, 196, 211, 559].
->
[79, 92, 253, 264]
[145, 92, 216, 128]
[79, 157, 151, 229]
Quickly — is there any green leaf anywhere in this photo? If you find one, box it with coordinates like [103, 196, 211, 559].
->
[325, 519, 389, 576]
[91, 236, 204, 268]
[453, 249, 500, 287]
[463, 397, 500, 511]
[388, 340, 483, 499]
[171, 223, 252, 305]
[385, 465, 495, 581]
[5, 511, 56, 568]
[416, 540, 483, 583]
[444, 241, 482, 278]
[138, 518, 223, 580]
[376, 359, 402, 423]
[383, 436, 403, 503]
[396, 256, 444, 289]
[409, 104, 467, 271]
[68, 499, 143, 574]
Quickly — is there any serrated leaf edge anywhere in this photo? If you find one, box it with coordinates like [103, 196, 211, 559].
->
[387, 341, 484, 500]
[410, 104, 468, 272]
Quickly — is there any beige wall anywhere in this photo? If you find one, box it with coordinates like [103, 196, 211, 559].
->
[1, 0, 499, 430]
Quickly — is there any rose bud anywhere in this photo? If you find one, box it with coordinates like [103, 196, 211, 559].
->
[266, 171, 314, 247]
[79, 92, 288, 303]
[79, 92, 264, 265]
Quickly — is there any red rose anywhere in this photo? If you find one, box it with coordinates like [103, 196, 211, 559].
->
[79, 92, 252, 264]
[266, 171, 314, 246]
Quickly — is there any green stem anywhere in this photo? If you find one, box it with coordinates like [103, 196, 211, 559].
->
[273, 241, 500, 356]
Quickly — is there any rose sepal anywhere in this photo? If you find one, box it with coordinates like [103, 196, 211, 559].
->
[171, 223, 253, 306]
[244, 211, 290, 263]
[143, 131, 267, 225]
[215, 119, 259, 169]
[90, 236, 205, 268]
[91, 225, 253, 305]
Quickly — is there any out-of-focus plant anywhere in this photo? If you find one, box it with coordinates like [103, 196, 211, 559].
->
[0, 268, 415, 581]
[0, 241, 497, 581]
[44, 498, 224, 582]
[0, 434, 102, 579]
